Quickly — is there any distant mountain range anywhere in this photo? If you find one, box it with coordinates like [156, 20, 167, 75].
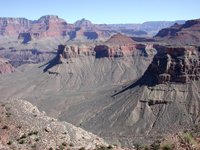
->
[109, 20, 186, 36]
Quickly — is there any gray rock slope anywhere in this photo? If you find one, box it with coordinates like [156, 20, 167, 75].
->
[59, 46, 200, 146]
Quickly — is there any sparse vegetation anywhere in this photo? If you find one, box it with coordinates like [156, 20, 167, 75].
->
[150, 142, 160, 150]
[180, 133, 195, 145]
[69, 143, 74, 147]
[2, 125, 9, 129]
[6, 112, 12, 117]
[79, 147, 85, 150]
[62, 131, 67, 134]
[19, 140, 25, 144]
[107, 145, 113, 149]
[21, 133, 27, 139]
[162, 142, 174, 150]
[34, 131, 39, 135]
[28, 131, 34, 135]
[7, 140, 13, 145]
[96, 145, 108, 150]
[35, 138, 39, 142]
[58, 145, 65, 150]
[32, 143, 38, 148]
[28, 130, 39, 136]
[1, 104, 5, 107]
[5, 107, 11, 111]
[62, 141, 67, 146]
[144, 145, 150, 150]
[134, 143, 143, 150]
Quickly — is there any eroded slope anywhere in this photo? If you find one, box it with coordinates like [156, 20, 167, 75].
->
[59, 46, 200, 146]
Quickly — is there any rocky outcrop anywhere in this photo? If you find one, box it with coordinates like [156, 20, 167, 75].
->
[154, 18, 200, 45]
[0, 58, 17, 74]
[0, 99, 107, 149]
[144, 46, 200, 83]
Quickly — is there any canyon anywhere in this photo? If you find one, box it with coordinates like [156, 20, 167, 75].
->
[0, 16, 200, 149]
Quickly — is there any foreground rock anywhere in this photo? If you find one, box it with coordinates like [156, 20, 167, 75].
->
[59, 46, 200, 146]
[0, 99, 107, 149]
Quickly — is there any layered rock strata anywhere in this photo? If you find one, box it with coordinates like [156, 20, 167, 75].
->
[57, 33, 153, 61]
[144, 46, 200, 83]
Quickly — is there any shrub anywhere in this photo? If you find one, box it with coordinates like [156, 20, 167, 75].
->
[34, 131, 39, 135]
[49, 147, 53, 150]
[5, 107, 11, 111]
[6, 112, 12, 117]
[7, 140, 13, 145]
[69, 143, 74, 147]
[134, 143, 143, 150]
[62, 142, 67, 146]
[151, 142, 160, 150]
[0, 118, 2, 122]
[162, 142, 174, 150]
[144, 145, 150, 150]
[19, 140, 25, 144]
[181, 133, 195, 145]
[107, 145, 113, 149]
[1, 104, 5, 107]
[21, 134, 27, 139]
[35, 138, 39, 142]
[3, 125, 9, 129]
[28, 131, 34, 136]
[79, 147, 85, 150]
[58, 145, 65, 150]
[96, 145, 108, 150]
[32, 143, 38, 148]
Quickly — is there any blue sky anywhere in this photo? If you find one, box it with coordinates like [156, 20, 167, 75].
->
[1, 0, 199, 24]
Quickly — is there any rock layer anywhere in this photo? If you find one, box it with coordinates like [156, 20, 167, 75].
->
[144, 46, 200, 83]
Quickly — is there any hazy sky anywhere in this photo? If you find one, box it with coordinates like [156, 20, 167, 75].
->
[1, 0, 199, 24]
